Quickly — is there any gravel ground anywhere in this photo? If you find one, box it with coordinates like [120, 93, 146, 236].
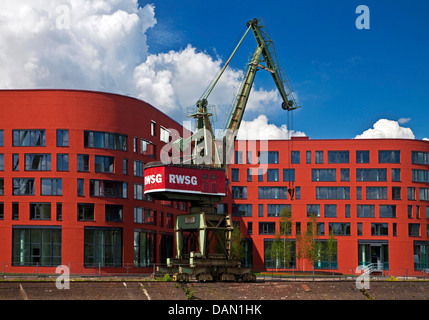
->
[0, 279, 427, 300]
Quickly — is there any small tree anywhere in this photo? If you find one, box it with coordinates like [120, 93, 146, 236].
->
[324, 230, 337, 269]
[296, 213, 319, 271]
[278, 206, 293, 269]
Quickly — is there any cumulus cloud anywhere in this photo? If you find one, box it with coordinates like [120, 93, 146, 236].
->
[354, 119, 415, 139]
[133, 45, 282, 126]
[237, 114, 306, 140]
[0, 0, 297, 138]
[0, 0, 156, 92]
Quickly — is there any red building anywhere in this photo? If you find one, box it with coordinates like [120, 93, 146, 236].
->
[0, 89, 189, 275]
[1, 89, 428, 277]
[225, 137, 429, 276]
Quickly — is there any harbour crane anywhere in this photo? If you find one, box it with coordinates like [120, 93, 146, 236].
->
[144, 18, 300, 282]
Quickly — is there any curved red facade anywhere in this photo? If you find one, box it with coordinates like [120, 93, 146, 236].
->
[0, 89, 188, 274]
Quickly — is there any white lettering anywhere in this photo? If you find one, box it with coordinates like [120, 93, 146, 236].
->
[356, 5, 370, 30]
[55, 265, 70, 290]
[145, 174, 163, 185]
[168, 174, 198, 185]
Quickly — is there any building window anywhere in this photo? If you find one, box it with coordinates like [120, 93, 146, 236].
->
[366, 187, 388, 200]
[231, 168, 239, 182]
[345, 204, 350, 218]
[246, 151, 252, 164]
[258, 187, 288, 199]
[306, 151, 311, 164]
[324, 204, 337, 218]
[259, 222, 276, 235]
[258, 151, 279, 164]
[11, 203, 20, 221]
[247, 222, 253, 235]
[283, 169, 295, 182]
[133, 137, 138, 153]
[0, 203, 3, 220]
[340, 169, 350, 182]
[84, 228, 122, 267]
[77, 154, 89, 172]
[13, 178, 35, 195]
[315, 151, 323, 164]
[0, 179, 3, 196]
[134, 207, 156, 224]
[258, 204, 264, 217]
[90, 180, 127, 199]
[307, 204, 320, 217]
[371, 223, 389, 236]
[95, 155, 114, 173]
[412, 151, 429, 165]
[357, 205, 375, 218]
[267, 169, 279, 182]
[57, 154, 69, 171]
[232, 186, 247, 199]
[13, 130, 45, 147]
[379, 205, 397, 218]
[77, 179, 84, 196]
[105, 205, 123, 222]
[151, 121, 156, 136]
[328, 151, 349, 164]
[134, 160, 144, 177]
[0, 130, 3, 146]
[267, 204, 290, 217]
[354, 187, 361, 201]
[291, 151, 300, 164]
[356, 169, 387, 182]
[247, 168, 252, 182]
[232, 204, 252, 217]
[412, 170, 429, 183]
[12, 227, 61, 266]
[329, 223, 351, 236]
[160, 126, 170, 143]
[379, 150, 400, 163]
[414, 243, 429, 271]
[134, 184, 144, 200]
[56, 129, 69, 147]
[134, 230, 155, 267]
[141, 139, 155, 157]
[30, 203, 51, 220]
[0, 154, 3, 171]
[357, 223, 363, 236]
[356, 150, 370, 163]
[41, 178, 62, 196]
[57, 203, 62, 221]
[391, 169, 401, 182]
[235, 151, 243, 164]
[409, 224, 420, 237]
[78, 203, 94, 221]
[84, 130, 127, 151]
[123, 158, 128, 175]
[420, 188, 429, 201]
[13, 154, 19, 171]
[316, 187, 350, 200]
[25, 154, 51, 171]
[312, 169, 336, 182]
[392, 187, 401, 200]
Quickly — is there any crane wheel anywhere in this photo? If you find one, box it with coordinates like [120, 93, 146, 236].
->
[241, 273, 257, 282]
[197, 273, 213, 282]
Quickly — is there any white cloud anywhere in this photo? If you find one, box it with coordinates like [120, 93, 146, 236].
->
[0, 0, 156, 92]
[237, 114, 306, 140]
[0, 1, 299, 139]
[355, 119, 415, 139]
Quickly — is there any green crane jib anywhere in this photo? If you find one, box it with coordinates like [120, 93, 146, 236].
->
[184, 18, 300, 166]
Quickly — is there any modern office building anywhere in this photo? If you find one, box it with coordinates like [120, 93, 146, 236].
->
[0, 89, 189, 275]
[1, 89, 428, 277]
[224, 137, 429, 276]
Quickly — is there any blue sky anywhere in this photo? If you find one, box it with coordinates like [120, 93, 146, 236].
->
[141, 0, 429, 140]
